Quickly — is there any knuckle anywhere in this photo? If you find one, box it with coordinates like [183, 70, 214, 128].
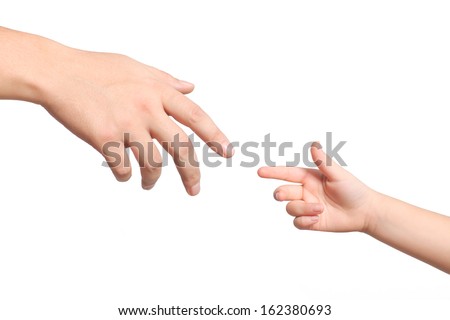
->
[136, 101, 160, 118]
[188, 105, 207, 125]
[118, 116, 136, 131]
[144, 165, 162, 177]
[100, 128, 119, 143]
[97, 127, 121, 150]
[182, 170, 200, 186]
[159, 69, 173, 81]
[176, 145, 191, 161]
[147, 78, 164, 91]
[172, 138, 196, 164]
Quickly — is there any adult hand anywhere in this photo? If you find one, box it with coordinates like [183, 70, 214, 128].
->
[0, 27, 233, 195]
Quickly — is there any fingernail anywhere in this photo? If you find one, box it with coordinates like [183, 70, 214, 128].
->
[273, 191, 281, 201]
[188, 183, 200, 196]
[222, 143, 234, 157]
[310, 215, 320, 222]
[313, 204, 323, 213]
[180, 80, 194, 87]
[142, 183, 155, 190]
[312, 141, 322, 150]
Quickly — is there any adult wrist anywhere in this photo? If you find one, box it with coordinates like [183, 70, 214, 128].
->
[0, 28, 69, 105]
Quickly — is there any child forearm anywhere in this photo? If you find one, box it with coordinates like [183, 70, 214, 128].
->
[368, 192, 450, 274]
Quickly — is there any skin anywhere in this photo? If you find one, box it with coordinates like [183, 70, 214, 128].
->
[258, 143, 450, 274]
[3, 27, 448, 274]
[0, 27, 233, 195]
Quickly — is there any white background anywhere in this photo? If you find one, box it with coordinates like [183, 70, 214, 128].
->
[1, 1, 450, 319]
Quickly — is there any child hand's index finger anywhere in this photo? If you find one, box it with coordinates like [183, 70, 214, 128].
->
[257, 166, 309, 182]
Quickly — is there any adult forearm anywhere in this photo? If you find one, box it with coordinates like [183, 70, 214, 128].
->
[368, 193, 450, 274]
[0, 27, 64, 104]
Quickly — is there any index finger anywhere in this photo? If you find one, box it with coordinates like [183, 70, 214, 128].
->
[257, 166, 310, 183]
[162, 88, 233, 157]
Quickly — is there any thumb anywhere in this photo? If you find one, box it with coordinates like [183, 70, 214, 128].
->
[311, 142, 348, 181]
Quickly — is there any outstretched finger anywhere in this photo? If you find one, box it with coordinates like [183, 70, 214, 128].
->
[150, 115, 201, 196]
[162, 89, 233, 158]
[257, 166, 310, 183]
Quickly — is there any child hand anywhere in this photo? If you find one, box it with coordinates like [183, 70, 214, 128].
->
[258, 143, 377, 232]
